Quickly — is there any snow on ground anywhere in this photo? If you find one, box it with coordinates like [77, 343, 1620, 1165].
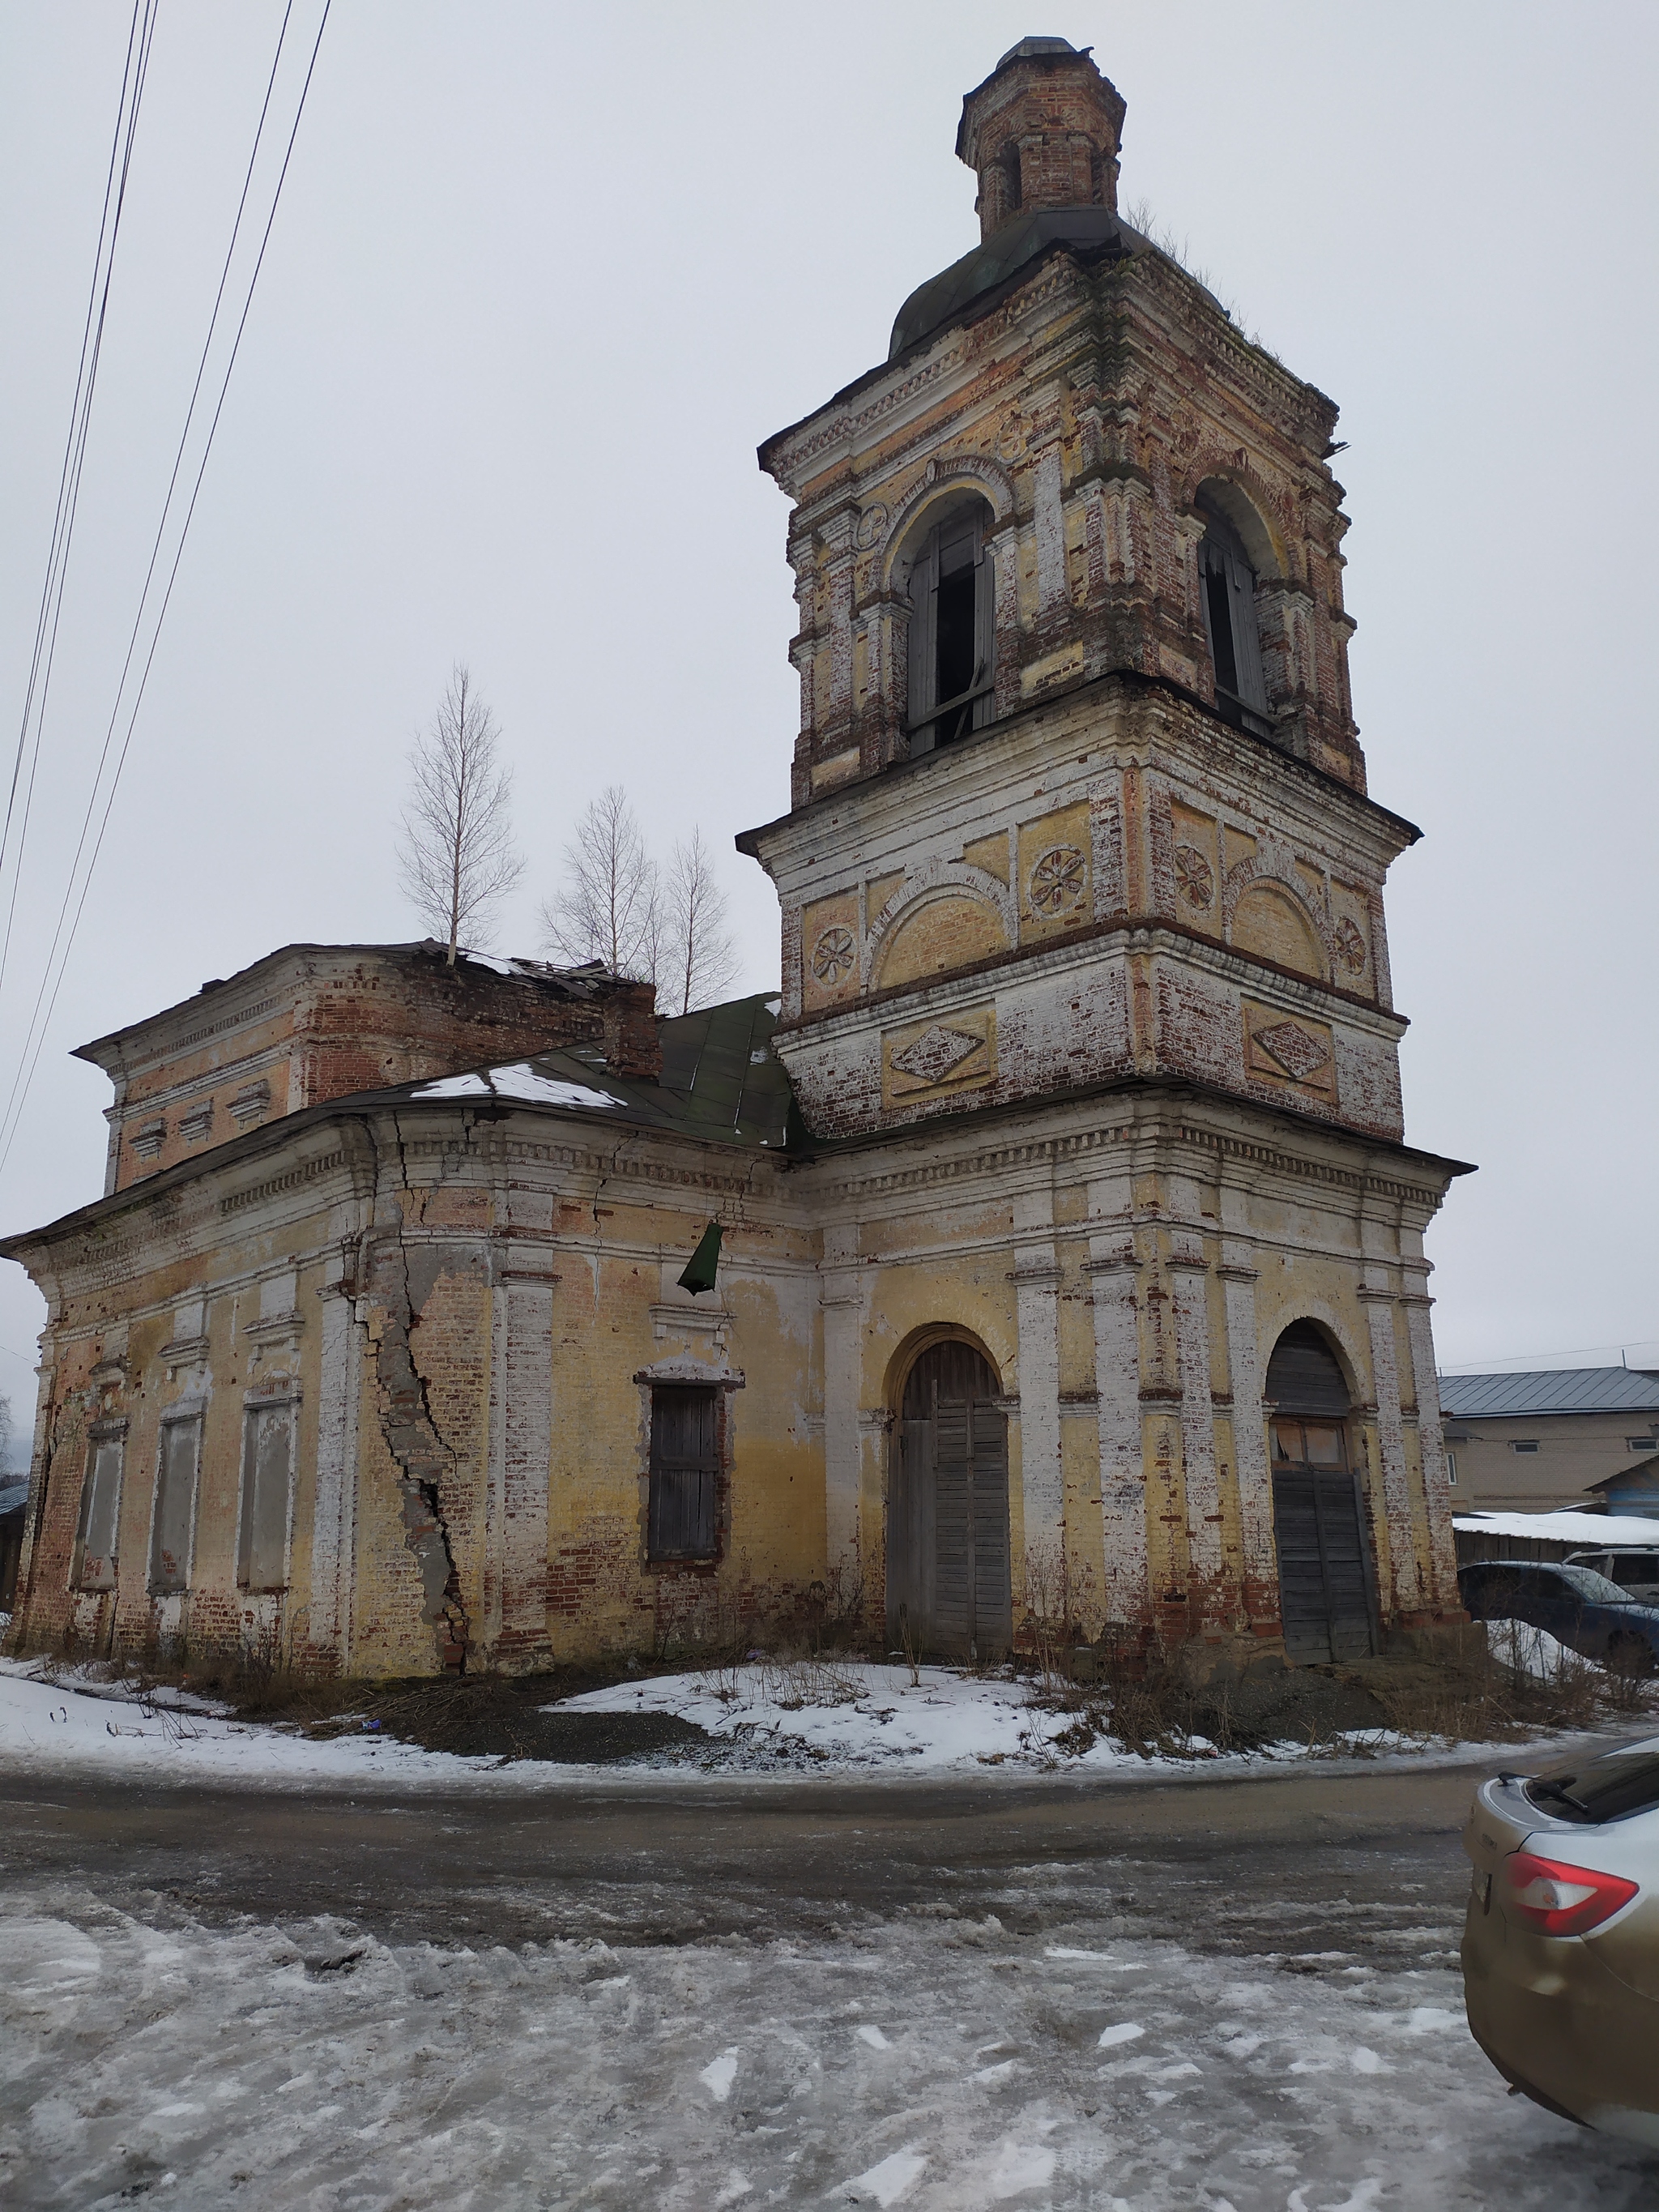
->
[0, 1654, 1594, 1793]
[0, 1662, 517, 1791]
[552, 1660, 1097, 1772]
[2, 1877, 1654, 2209]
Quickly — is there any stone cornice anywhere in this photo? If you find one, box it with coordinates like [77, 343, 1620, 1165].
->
[738, 668, 1419, 861]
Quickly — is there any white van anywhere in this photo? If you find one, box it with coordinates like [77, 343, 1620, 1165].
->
[1567, 1547, 1659, 1604]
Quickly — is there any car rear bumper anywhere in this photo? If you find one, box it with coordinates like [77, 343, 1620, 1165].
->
[1463, 1890, 1659, 2145]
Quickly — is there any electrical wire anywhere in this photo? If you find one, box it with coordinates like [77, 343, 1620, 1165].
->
[0, 0, 158, 1006]
[0, 1, 331, 1180]
[1439, 1341, 1659, 1374]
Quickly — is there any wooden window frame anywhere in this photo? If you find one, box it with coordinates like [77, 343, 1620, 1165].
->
[646, 1383, 723, 1565]
[74, 1419, 127, 1592]
[149, 1406, 203, 1595]
[237, 1391, 299, 1594]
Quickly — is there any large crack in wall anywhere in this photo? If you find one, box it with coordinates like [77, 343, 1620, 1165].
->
[367, 1115, 471, 1672]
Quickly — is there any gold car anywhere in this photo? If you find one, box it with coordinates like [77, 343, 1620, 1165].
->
[1462, 1737, 1659, 2146]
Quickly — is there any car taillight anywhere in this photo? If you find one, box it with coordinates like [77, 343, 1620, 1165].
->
[1504, 1851, 1640, 1936]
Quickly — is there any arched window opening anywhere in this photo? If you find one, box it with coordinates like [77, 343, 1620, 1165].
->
[1197, 494, 1271, 739]
[906, 501, 996, 754]
[1265, 1320, 1374, 1664]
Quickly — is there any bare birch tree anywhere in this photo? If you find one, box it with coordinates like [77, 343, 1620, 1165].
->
[661, 826, 737, 1015]
[397, 666, 524, 965]
[539, 784, 660, 980]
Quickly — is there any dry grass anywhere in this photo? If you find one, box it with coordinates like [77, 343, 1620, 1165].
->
[1033, 1625, 1656, 1763]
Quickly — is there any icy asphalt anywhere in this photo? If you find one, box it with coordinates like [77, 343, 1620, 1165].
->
[3, 1752, 1657, 2209]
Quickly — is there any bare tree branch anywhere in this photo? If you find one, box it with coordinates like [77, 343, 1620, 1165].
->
[396, 666, 524, 965]
[539, 784, 660, 983]
[662, 827, 738, 1016]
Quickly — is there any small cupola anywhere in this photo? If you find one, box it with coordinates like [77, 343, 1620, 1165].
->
[956, 36, 1127, 241]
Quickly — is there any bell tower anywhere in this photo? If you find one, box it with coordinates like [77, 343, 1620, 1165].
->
[739, 40, 1468, 1660]
[741, 36, 1400, 1149]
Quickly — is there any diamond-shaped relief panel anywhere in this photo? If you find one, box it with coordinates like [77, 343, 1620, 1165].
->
[1252, 1020, 1331, 1083]
[889, 1025, 984, 1084]
[882, 1004, 996, 1107]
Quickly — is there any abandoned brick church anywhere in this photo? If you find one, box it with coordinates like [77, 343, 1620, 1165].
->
[2, 39, 1471, 1680]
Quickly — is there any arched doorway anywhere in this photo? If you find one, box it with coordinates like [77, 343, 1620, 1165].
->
[1267, 1322, 1375, 1663]
[887, 1339, 1012, 1661]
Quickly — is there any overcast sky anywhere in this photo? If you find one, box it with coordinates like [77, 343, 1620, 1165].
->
[1, 0, 1655, 1414]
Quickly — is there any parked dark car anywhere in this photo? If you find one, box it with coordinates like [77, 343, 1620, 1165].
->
[1457, 1560, 1659, 1672]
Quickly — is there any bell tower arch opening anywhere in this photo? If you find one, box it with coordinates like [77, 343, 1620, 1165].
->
[1196, 482, 1274, 738]
[1265, 1320, 1375, 1663]
[886, 1334, 1012, 1661]
[901, 490, 997, 754]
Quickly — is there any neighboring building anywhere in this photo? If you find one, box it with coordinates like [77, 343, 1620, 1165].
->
[1438, 1370, 1659, 1513]
[1588, 1454, 1659, 1520]
[2, 39, 1469, 1683]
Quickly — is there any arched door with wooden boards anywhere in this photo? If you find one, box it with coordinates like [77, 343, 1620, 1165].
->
[887, 1340, 1012, 1661]
[1267, 1322, 1375, 1664]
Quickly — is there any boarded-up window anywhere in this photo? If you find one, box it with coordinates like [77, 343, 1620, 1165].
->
[150, 1415, 201, 1594]
[75, 1431, 125, 1591]
[648, 1386, 719, 1561]
[238, 1400, 294, 1591]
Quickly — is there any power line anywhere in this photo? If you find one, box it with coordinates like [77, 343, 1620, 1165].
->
[1439, 1339, 1659, 1374]
[0, 0, 159, 1006]
[0, 2, 332, 1180]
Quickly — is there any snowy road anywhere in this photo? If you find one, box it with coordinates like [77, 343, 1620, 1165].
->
[2, 1761, 1657, 2208]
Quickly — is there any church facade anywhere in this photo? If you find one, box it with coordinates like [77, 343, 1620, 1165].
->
[2, 41, 1469, 1681]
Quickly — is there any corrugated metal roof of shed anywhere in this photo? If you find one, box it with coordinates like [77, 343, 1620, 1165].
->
[1438, 1368, 1659, 1418]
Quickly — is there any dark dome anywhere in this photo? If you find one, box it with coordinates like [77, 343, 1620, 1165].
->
[995, 35, 1083, 66]
[889, 207, 1139, 361]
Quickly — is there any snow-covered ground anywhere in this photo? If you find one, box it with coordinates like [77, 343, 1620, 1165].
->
[552, 1659, 1110, 1772]
[3, 1877, 1654, 2209]
[0, 1655, 1564, 1791]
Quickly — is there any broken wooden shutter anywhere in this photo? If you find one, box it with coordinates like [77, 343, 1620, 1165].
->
[239, 1401, 294, 1591]
[906, 534, 938, 745]
[1201, 536, 1239, 698]
[150, 1413, 200, 1594]
[75, 1432, 124, 1590]
[1225, 541, 1269, 714]
[649, 1386, 719, 1560]
[970, 540, 996, 731]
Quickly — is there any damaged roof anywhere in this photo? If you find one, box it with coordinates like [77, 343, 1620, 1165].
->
[408, 992, 804, 1153]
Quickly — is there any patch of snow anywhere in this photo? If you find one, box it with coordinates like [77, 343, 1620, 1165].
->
[410, 1070, 493, 1098]
[699, 2048, 739, 2101]
[410, 1061, 623, 1112]
[1097, 2022, 1144, 2048]
[1486, 1620, 1597, 1680]
[1455, 1510, 1659, 1546]
[856, 2023, 891, 2049]
[987, 2141, 1056, 2197]
[841, 2148, 928, 2204]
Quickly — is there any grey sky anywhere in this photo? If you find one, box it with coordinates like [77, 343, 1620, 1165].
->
[1, 0, 1654, 1411]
